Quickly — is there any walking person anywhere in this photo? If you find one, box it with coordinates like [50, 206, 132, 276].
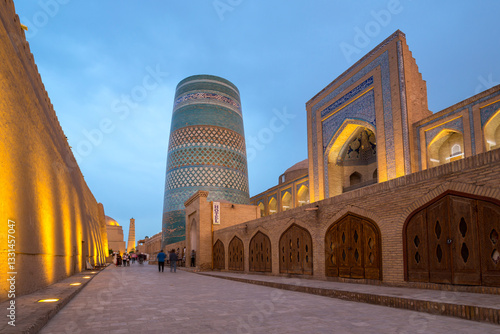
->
[157, 250, 166, 272]
[122, 253, 128, 267]
[191, 249, 196, 267]
[169, 249, 178, 273]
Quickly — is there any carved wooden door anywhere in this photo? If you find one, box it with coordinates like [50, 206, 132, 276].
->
[449, 196, 480, 285]
[213, 240, 225, 270]
[326, 215, 381, 279]
[427, 197, 452, 284]
[406, 210, 430, 282]
[249, 232, 272, 272]
[407, 195, 499, 287]
[279, 225, 312, 275]
[478, 201, 500, 286]
[337, 217, 350, 277]
[228, 237, 244, 271]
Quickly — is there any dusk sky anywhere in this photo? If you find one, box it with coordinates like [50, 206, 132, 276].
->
[12, 1, 500, 242]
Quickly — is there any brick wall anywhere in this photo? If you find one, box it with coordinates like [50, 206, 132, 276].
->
[214, 148, 500, 286]
[0, 0, 107, 300]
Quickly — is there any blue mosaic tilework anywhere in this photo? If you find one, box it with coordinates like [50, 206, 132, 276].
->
[320, 77, 373, 119]
[172, 104, 244, 135]
[165, 166, 248, 193]
[176, 80, 240, 102]
[174, 92, 241, 111]
[425, 117, 464, 147]
[415, 91, 500, 169]
[163, 186, 250, 212]
[168, 126, 246, 153]
[163, 75, 250, 245]
[167, 146, 247, 173]
[480, 100, 500, 127]
[322, 90, 376, 149]
[177, 74, 240, 95]
[310, 49, 395, 199]
[162, 209, 186, 246]
[397, 41, 411, 175]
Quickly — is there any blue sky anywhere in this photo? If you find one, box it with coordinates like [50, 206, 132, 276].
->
[13, 0, 500, 242]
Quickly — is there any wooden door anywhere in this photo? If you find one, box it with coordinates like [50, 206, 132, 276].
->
[449, 196, 480, 285]
[478, 201, 500, 286]
[427, 197, 452, 284]
[363, 220, 381, 280]
[406, 210, 429, 282]
[228, 237, 244, 271]
[325, 223, 338, 277]
[279, 225, 312, 275]
[326, 215, 381, 280]
[249, 232, 272, 272]
[349, 216, 364, 278]
[213, 240, 225, 270]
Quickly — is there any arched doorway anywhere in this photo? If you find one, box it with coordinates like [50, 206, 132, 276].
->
[228, 236, 244, 271]
[279, 224, 312, 275]
[484, 109, 500, 151]
[213, 240, 225, 270]
[325, 214, 381, 279]
[405, 193, 500, 286]
[427, 130, 464, 168]
[327, 125, 377, 197]
[249, 231, 272, 272]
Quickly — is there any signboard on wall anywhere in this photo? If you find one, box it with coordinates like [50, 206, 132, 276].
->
[213, 202, 220, 225]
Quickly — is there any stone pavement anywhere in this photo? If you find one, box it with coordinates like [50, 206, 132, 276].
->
[33, 263, 500, 334]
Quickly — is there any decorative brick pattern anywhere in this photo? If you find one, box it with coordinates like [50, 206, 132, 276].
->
[168, 126, 246, 153]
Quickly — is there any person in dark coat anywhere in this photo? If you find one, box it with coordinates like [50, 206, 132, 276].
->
[169, 249, 178, 273]
[157, 250, 166, 272]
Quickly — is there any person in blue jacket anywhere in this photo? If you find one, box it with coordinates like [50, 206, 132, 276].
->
[157, 250, 167, 272]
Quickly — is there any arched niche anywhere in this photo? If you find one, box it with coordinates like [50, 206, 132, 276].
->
[427, 129, 464, 168]
[213, 239, 225, 270]
[484, 109, 500, 151]
[228, 236, 244, 271]
[297, 185, 309, 207]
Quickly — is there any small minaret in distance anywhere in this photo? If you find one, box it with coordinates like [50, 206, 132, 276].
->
[127, 218, 136, 253]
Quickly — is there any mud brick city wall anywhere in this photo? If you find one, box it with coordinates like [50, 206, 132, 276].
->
[0, 0, 107, 301]
[214, 148, 500, 285]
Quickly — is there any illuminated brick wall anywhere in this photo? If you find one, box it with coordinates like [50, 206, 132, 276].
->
[0, 0, 107, 300]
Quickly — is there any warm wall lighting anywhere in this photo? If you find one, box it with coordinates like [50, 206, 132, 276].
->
[38, 299, 59, 303]
[70, 283, 81, 286]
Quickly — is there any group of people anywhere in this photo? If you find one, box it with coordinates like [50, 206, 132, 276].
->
[113, 252, 145, 267]
[156, 249, 196, 272]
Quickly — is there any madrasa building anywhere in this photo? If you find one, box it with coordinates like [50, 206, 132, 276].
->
[162, 30, 500, 290]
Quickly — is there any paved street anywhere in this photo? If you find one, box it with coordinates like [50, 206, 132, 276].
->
[39, 263, 500, 334]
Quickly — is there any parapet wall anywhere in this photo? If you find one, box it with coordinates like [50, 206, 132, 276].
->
[0, 0, 107, 301]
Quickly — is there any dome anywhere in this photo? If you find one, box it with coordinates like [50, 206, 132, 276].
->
[105, 215, 120, 226]
[285, 159, 308, 174]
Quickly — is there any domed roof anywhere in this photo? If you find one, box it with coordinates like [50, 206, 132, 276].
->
[105, 215, 120, 226]
[285, 159, 308, 174]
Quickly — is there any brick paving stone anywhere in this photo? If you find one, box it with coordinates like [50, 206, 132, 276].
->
[38, 263, 500, 334]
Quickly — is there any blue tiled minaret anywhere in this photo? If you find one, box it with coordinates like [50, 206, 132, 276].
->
[162, 75, 250, 247]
